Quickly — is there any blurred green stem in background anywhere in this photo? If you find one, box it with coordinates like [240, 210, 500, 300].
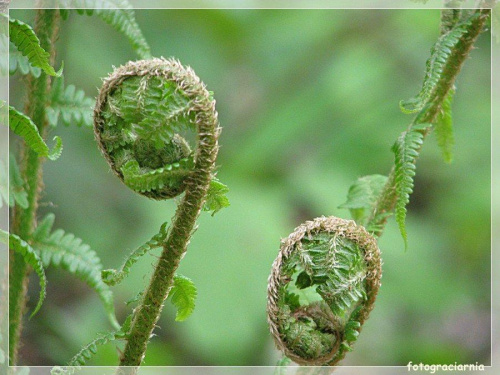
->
[9, 7, 60, 365]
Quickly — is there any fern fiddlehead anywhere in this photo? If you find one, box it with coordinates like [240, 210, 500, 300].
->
[267, 7, 490, 367]
[94, 57, 220, 367]
[267, 216, 381, 366]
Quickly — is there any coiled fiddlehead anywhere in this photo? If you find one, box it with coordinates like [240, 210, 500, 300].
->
[94, 58, 204, 199]
[267, 216, 381, 366]
[94, 57, 220, 367]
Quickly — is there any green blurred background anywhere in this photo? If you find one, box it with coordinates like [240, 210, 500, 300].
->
[9, 9, 491, 367]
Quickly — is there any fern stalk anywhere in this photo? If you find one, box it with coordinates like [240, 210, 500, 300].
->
[366, 8, 490, 236]
[9, 8, 60, 365]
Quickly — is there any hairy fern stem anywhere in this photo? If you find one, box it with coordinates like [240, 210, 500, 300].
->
[9, 8, 60, 365]
[366, 8, 490, 236]
[93, 58, 220, 368]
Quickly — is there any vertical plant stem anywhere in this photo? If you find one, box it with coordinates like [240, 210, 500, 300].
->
[118, 83, 219, 368]
[9, 8, 60, 365]
[366, 8, 490, 236]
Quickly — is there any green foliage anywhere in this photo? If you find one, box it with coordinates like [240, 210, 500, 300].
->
[57, 0, 151, 59]
[9, 106, 63, 161]
[121, 157, 194, 195]
[434, 88, 455, 163]
[399, 16, 475, 114]
[169, 274, 197, 322]
[31, 214, 119, 329]
[9, 154, 28, 209]
[9, 43, 42, 77]
[0, 160, 8, 208]
[1, 230, 46, 318]
[339, 174, 388, 226]
[47, 76, 94, 128]
[203, 178, 230, 216]
[101, 222, 168, 286]
[392, 123, 431, 249]
[8, 17, 62, 77]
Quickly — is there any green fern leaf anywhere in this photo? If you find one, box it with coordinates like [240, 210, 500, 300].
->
[338, 174, 388, 225]
[434, 88, 455, 163]
[0, 159, 9, 209]
[9, 17, 62, 77]
[47, 75, 94, 127]
[32, 214, 119, 329]
[101, 222, 168, 286]
[169, 274, 197, 322]
[399, 17, 474, 114]
[51, 330, 123, 374]
[9, 106, 63, 160]
[57, 0, 151, 59]
[9, 153, 29, 209]
[9, 42, 42, 77]
[1, 230, 47, 318]
[121, 157, 194, 194]
[392, 123, 431, 249]
[203, 178, 230, 216]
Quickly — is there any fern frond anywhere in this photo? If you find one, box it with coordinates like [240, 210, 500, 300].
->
[121, 157, 194, 194]
[434, 88, 455, 163]
[338, 174, 388, 226]
[203, 178, 230, 216]
[9, 43, 42, 77]
[32, 214, 119, 329]
[392, 123, 431, 249]
[0, 160, 7, 208]
[8, 17, 62, 77]
[169, 274, 197, 322]
[2, 230, 46, 318]
[101, 222, 168, 286]
[47, 75, 94, 127]
[57, 0, 151, 59]
[399, 17, 474, 114]
[51, 330, 123, 375]
[9, 153, 28, 209]
[9, 106, 63, 160]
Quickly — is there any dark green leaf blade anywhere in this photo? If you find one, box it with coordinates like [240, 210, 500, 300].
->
[9, 17, 61, 76]
[9, 106, 63, 160]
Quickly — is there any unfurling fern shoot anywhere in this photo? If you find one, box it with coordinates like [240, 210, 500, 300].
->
[93, 57, 224, 367]
[267, 7, 490, 367]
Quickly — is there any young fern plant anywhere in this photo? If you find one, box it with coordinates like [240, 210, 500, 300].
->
[267, 7, 490, 367]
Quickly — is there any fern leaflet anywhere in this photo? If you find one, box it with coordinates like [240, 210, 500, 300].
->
[399, 16, 474, 114]
[47, 75, 94, 127]
[121, 157, 194, 194]
[9, 42, 42, 77]
[9, 153, 28, 209]
[32, 214, 119, 329]
[57, 0, 151, 59]
[0, 160, 7, 208]
[203, 178, 230, 216]
[1, 230, 46, 318]
[8, 17, 62, 77]
[339, 174, 388, 226]
[434, 88, 455, 163]
[101, 222, 168, 286]
[9, 106, 63, 160]
[169, 274, 197, 322]
[392, 123, 431, 249]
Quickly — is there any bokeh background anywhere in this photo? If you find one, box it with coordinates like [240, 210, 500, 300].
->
[8, 8, 491, 367]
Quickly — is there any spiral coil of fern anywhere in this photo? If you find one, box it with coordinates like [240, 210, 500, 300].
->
[267, 216, 381, 366]
[94, 57, 220, 366]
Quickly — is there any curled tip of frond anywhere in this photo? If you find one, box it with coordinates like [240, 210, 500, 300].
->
[267, 216, 382, 366]
[94, 57, 220, 200]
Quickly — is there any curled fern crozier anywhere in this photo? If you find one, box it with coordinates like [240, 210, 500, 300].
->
[267, 216, 381, 366]
[94, 58, 207, 199]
